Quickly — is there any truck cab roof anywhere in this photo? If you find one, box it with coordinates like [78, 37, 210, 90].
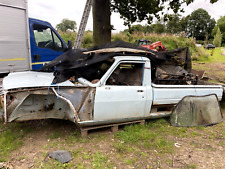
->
[29, 18, 52, 27]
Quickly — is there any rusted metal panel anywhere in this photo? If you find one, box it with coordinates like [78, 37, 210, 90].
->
[7, 92, 76, 122]
[3, 87, 95, 125]
[58, 87, 96, 121]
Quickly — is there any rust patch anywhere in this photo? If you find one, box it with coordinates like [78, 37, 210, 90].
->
[6, 95, 16, 107]
[45, 103, 54, 111]
[0, 95, 4, 108]
[77, 88, 92, 114]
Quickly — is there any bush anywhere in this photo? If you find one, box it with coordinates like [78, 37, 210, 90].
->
[59, 31, 207, 61]
[213, 28, 222, 47]
[58, 30, 76, 45]
[82, 31, 93, 48]
[112, 32, 207, 60]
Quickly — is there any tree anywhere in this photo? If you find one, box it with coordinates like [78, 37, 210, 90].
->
[93, 0, 111, 46]
[153, 23, 166, 34]
[179, 16, 190, 35]
[186, 8, 215, 40]
[93, 0, 218, 45]
[212, 16, 225, 44]
[143, 25, 154, 34]
[56, 19, 77, 32]
[213, 28, 222, 47]
[123, 23, 166, 34]
[166, 14, 182, 34]
[124, 24, 145, 34]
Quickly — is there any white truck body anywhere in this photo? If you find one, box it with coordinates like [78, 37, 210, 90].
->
[0, 0, 30, 73]
[0, 56, 223, 127]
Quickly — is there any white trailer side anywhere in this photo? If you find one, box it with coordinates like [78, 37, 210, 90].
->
[0, 0, 30, 74]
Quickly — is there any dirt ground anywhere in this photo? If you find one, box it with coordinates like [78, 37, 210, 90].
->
[193, 62, 225, 83]
[0, 115, 224, 169]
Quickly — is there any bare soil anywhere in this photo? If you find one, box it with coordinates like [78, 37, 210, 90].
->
[193, 62, 225, 83]
[1, 115, 224, 169]
[221, 49, 225, 56]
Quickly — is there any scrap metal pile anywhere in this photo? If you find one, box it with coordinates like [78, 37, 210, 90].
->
[40, 40, 197, 85]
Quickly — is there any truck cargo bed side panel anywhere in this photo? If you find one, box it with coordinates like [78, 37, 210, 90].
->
[0, 1, 30, 73]
[152, 84, 223, 105]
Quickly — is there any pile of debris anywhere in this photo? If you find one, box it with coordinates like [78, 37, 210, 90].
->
[40, 40, 196, 85]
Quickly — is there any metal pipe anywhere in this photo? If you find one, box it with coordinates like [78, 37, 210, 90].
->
[51, 87, 80, 123]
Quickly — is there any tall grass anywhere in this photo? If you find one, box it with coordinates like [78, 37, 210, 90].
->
[112, 32, 209, 61]
[59, 30, 208, 61]
[58, 30, 76, 45]
[82, 31, 93, 48]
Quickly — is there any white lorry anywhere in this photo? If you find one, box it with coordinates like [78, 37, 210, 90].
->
[0, 0, 71, 76]
[0, 56, 223, 127]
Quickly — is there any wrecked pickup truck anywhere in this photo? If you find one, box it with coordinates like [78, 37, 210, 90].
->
[0, 53, 223, 127]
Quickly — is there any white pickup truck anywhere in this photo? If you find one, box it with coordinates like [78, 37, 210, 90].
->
[0, 56, 223, 127]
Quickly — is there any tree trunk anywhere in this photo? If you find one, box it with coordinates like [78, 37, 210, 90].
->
[93, 0, 111, 46]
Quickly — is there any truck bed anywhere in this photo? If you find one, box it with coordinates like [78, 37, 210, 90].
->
[152, 84, 223, 105]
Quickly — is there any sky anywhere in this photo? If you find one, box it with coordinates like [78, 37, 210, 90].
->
[28, 0, 225, 33]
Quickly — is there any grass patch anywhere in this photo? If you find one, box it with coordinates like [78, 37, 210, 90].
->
[48, 131, 64, 140]
[92, 152, 109, 168]
[186, 163, 197, 169]
[193, 47, 225, 63]
[38, 158, 74, 169]
[0, 123, 32, 161]
[38, 148, 112, 168]
[114, 119, 174, 154]
[205, 47, 225, 63]
[124, 158, 137, 165]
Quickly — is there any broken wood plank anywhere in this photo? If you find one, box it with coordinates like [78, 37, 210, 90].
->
[83, 47, 156, 56]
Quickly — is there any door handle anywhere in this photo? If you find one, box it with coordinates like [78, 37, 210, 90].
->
[137, 90, 143, 92]
[34, 55, 41, 61]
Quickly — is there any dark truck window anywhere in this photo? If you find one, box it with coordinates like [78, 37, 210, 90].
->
[106, 62, 144, 86]
[33, 24, 63, 51]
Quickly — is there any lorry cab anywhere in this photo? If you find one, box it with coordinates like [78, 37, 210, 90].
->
[29, 18, 71, 70]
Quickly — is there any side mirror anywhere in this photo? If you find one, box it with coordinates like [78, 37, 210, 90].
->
[67, 41, 72, 50]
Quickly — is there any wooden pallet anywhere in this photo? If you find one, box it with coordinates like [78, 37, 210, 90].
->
[80, 120, 145, 137]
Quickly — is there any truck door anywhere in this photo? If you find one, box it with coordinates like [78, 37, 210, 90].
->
[30, 24, 66, 70]
[94, 62, 147, 121]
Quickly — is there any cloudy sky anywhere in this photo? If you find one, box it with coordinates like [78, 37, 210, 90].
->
[28, 0, 225, 33]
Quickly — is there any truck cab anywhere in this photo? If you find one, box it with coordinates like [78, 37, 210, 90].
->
[0, 0, 71, 74]
[29, 18, 71, 70]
